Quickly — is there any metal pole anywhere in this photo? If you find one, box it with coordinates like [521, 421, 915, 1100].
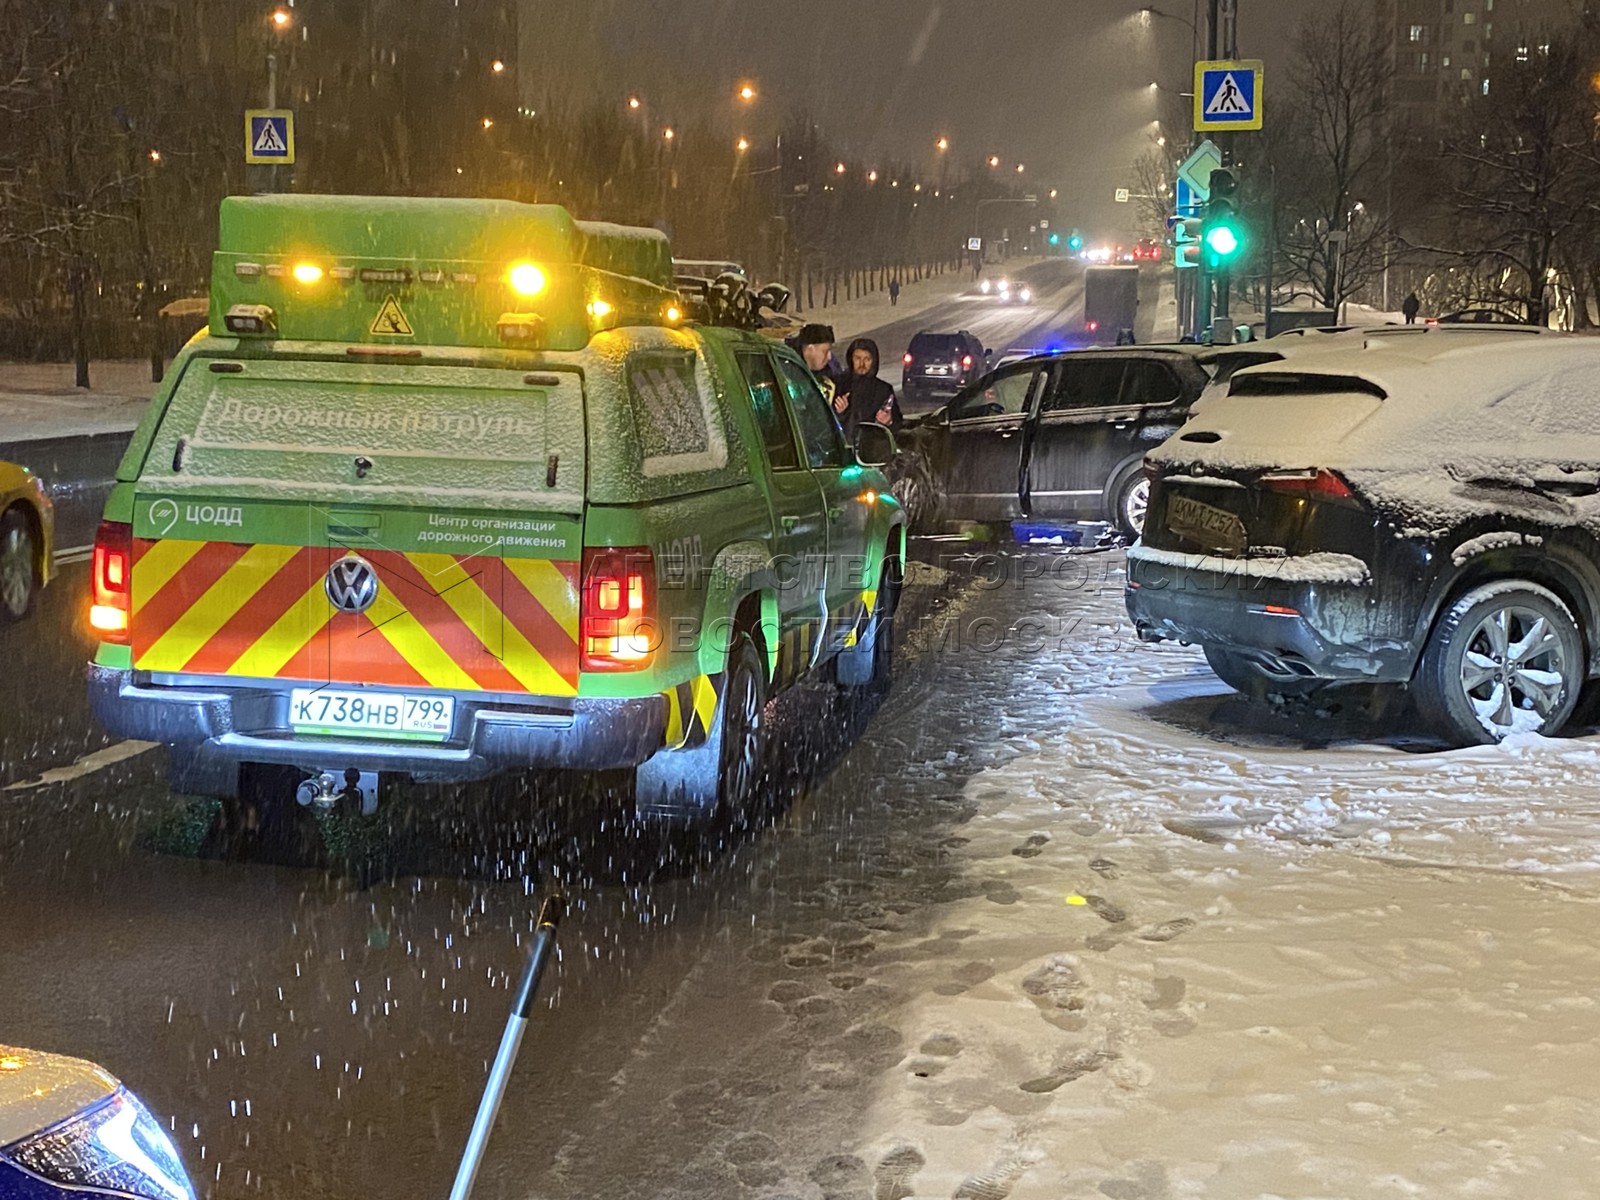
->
[449, 895, 564, 1200]
[267, 52, 277, 109]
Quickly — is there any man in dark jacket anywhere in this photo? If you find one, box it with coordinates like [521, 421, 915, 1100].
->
[836, 337, 902, 436]
[788, 323, 848, 402]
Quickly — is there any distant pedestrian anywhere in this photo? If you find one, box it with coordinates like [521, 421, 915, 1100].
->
[1402, 292, 1421, 324]
[888, 278, 901, 307]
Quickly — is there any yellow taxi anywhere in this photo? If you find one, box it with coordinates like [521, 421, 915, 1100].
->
[0, 460, 53, 622]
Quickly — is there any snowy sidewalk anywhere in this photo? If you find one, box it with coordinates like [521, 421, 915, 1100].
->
[0, 360, 158, 445]
[842, 550, 1600, 1198]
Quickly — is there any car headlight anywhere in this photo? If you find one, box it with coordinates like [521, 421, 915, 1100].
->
[979, 280, 991, 293]
[1020, 288, 1032, 302]
[4, 1088, 196, 1200]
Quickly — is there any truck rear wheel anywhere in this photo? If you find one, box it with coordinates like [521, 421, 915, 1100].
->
[634, 632, 769, 830]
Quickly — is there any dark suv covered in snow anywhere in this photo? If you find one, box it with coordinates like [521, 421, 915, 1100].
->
[1125, 326, 1598, 746]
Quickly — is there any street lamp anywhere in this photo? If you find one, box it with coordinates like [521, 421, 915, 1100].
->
[736, 136, 749, 152]
[481, 116, 494, 130]
[1049, 189, 1057, 199]
[270, 7, 292, 29]
[1015, 163, 1025, 174]
[987, 155, 1000, 168]
[737, 83, 757, 102]
[835, 162, 846, 174]
[936, 136, 949, 152]
[662, 127, 675, 141]
[868, 170, 878, 182]
[627, 96, 641, 110]
[490, 59, 505, 74]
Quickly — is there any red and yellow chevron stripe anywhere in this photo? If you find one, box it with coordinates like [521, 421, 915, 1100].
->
[130, 539, 579, 695]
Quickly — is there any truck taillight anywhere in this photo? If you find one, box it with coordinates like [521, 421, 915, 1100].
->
[581, 546, 656, 671]
[903, 353, 913, 366]
[961, 354, 972, 370]
[1086, 320, 1099, 333]
[90, 520, 132, 642]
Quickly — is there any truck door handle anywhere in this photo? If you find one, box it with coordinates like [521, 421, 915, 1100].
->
[1113, 422, 1132, 430]
[781, 515, 801, 531]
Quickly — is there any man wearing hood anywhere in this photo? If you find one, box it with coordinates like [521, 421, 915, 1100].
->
[836, 337, 902, 436]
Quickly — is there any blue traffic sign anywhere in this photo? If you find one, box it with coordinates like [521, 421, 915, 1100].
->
[1193, 60, 1263, 131]
[244, 110, 295, 164]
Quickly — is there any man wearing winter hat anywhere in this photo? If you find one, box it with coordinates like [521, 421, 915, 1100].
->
[788, 323, 848, 404]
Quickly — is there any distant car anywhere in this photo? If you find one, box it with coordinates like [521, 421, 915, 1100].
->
[0, 459, 54, 623]
[0, 1043, 196, 1199]
[978, 277, 1032, 304]
[1428, 307, 1528, 326]
[898, 347, 1210, 537]
[1128, 331, 1600, 746]
[901, 330, 988, 408]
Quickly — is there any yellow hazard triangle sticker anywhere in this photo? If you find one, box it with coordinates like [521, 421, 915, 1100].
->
[370, 294, 414, 337]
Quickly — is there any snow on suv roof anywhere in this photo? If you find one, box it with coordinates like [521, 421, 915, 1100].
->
[1158, 332, 1600, 530]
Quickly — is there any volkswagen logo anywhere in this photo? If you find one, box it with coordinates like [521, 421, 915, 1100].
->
[325, 555, 379, 615]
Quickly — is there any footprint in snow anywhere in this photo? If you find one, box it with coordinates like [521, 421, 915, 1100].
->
[952, 1152, 1039, 1200]
[1019, 1046, 1120, 1093]
[1011, 833, 1050, 858]
[809, 1154, 870, 1200]
[1081, 894, 1129, 924]
[874, 1144, 926, 1200]
[934, 961, 996, 996]
[1088, 856, 1121, 879]
[1138, 917, 1197, 943]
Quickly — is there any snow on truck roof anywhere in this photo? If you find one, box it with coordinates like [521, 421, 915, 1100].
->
[208, 195, 679, 353]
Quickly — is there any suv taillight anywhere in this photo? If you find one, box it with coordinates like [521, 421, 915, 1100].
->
[90, 520, 132, 643]
[1259, 468, 1358, 503]
[903, 352, 913, 366]
[961, 354, 972, 370]
[581, 546, 656, 671]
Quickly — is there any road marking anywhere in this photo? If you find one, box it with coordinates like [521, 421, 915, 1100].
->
[3, 739, 159, 793]
[55, 545, 93, 566]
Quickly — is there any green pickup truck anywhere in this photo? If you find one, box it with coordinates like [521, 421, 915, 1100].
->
[87, 195, 904, 845]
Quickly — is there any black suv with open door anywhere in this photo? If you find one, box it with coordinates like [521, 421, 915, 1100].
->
[901, 330, 988, 410]
[897, 347, 1209, 537]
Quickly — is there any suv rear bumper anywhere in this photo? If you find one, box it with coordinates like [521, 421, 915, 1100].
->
[88, 666, 667, 783]
[1124, 547, 1410, 683]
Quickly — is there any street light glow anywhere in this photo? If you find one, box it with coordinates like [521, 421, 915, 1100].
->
[987, 155, 1000, 168]
[736, 137, 749, 152]
[270, 8, 292, 28]
[868, 170, 878, 182]
[491, 60, 505, 74]
[481, 117, 494, 130]
[835, 162, 846, 174]
[1049, 189, 1058, 199]
[663, 127, 675, 140]
[148, 150, 161, 163]
[627, 96, 641, 110]
[1016, 163, 1025, 174]
[936, 136, 949, 152]
[738, 83, 757, 102]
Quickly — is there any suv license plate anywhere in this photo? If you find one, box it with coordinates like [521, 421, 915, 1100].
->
[927, 365, 950, 375]
[1168, 495, 1247, 555]
[289, 688, 455, 741]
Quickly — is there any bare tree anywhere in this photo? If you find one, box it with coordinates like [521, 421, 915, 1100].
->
[1265, 1, 1395, 310]
[1414, 27, 1600, 326]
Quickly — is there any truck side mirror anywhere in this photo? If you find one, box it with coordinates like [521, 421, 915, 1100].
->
[854, 423, 897, 467]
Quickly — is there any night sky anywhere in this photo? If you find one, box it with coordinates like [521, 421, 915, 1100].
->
[523, 0, 1320, 230]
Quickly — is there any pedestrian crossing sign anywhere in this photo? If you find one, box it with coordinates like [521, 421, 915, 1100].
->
[1194, 60, 1263, 131]
[244, 110, 295, 164]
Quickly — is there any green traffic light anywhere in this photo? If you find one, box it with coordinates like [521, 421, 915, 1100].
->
[1068, 235, 1083, 250]
[1204, 223, 1240, 258]
[1048, 233, 1060, 246]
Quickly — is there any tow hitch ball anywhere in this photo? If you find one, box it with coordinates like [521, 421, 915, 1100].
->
[295, 767, 379, 815]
